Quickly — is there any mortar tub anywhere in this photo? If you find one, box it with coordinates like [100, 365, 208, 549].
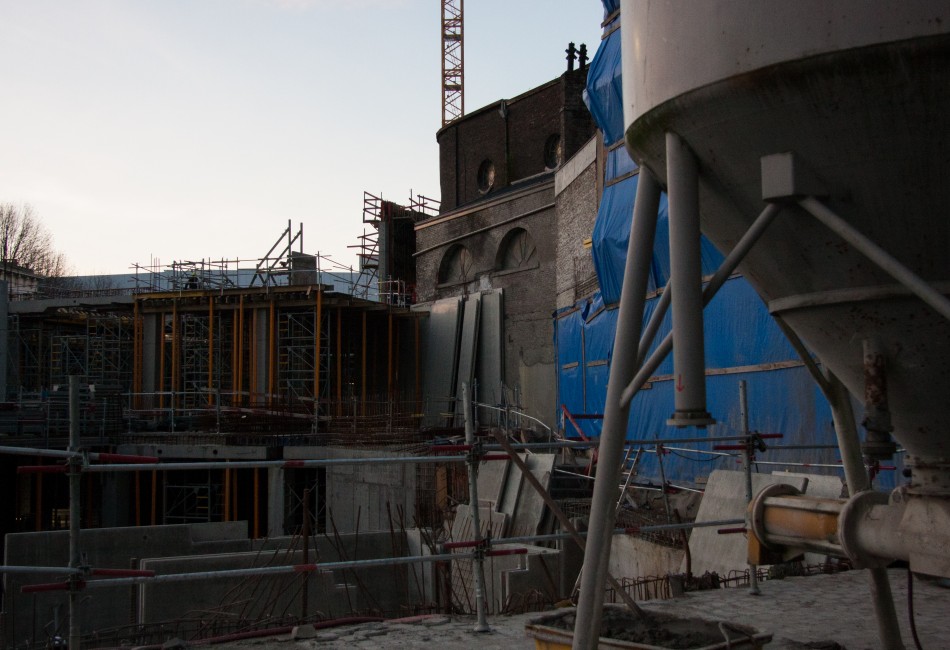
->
[525, 607, 771, 650]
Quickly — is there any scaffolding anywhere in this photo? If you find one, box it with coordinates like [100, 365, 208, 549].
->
[50, 334, 87, 386]
[351, 191, 438, 305]
[164, 471, 225, 525]
[180, 313, 210, 410]
[9, 315, 47, 392]
[86, 315, 133, 389]
[277, 308, 319, 410]
[5, 385, 825, 650]
[249, 221, 304, 288]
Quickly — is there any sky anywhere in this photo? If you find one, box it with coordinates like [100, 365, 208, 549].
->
[0, 0, 605, 277]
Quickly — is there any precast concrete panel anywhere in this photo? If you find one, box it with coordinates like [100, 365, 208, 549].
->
[476, 290, 504, 423]
[455, 294, 481, 412]
[422, 297, 462, 426]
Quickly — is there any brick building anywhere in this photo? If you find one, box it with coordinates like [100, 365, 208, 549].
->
[414, 65, 596, 428]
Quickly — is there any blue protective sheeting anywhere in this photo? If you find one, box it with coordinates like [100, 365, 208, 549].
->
[601, 0, 620, 18]
[591, 174, 725, 304]
[555, 281, 899, 489]
[591, 175, 639, 303]
[606, 146, 639, 180]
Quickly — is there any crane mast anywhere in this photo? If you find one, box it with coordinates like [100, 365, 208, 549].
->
[441, 0, 463, 126]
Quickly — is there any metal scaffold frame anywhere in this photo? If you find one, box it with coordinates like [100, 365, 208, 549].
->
[86, 315, 133, 389]
[180, 312, 210, 409]
[2, 364, 882, 650]
[351, 191, 436, 305]
[1, 382, 765, 646]
[277, 308, 319, 411]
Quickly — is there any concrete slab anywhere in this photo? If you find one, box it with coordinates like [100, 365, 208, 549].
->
[476, 290, 505, 424]
[422, 297, 462, 426]
[476, 456, 512, 509]
[774, 470, 846, 498]
[455, 295, 481, 414]
[207, 569, 950, 649]
[683, 469, 808, 577]
[497, 460, 523, 517]
[508, 454, 556, 539]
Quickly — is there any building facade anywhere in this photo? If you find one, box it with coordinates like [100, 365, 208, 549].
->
[415, 66, 596, 428]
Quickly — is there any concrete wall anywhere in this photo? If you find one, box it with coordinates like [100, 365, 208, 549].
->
[2, 523, 423, 644]
[284, 447, 417, 534]
[608, 535, 685, 582]
[500, 545, 563, 610]
[3, 522, 249, 646]
[141, 531, 414, 622]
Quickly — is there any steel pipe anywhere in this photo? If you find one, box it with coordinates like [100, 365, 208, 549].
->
[574, 167, 661, 650]
[78, 455, 489, 473]
[68, 376, 82, 650]
[637, 283, 671, 367]
[665, 132, 713, 427]
[461, 382, 490, 633]
[799, 196, 950, 323]
[620, 203, 783, 407]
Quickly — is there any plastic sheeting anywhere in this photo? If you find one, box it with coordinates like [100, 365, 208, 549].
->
[555, 281, 900, 489]
[583, 28, 625, 146]
[606, 146, 638, 179]
[591, 174, 725, 304]
[601, 0, 620, 19]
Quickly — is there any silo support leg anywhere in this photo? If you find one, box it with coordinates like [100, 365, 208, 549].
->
[799, 196, 950, 323]
[825, 373, 905, 650]
[573, 167, 661, 650]
[665, 132, 714, 427]
[774, 317, 905, 649]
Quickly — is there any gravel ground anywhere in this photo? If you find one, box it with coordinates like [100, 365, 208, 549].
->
[212, 569, 950, 649]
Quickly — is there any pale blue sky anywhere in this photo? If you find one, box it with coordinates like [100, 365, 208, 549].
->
[1, 0, 604, 276]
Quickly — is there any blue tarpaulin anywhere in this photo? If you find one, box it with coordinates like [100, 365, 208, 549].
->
[591, 174, 725, 303]
[554, 278, 895, 486]
[583, 28, 625, 146]
[553, 3, 900, 489]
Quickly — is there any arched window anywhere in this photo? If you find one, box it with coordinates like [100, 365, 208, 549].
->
[496, 228, 537, 272]
[543, 134, 563, 169]
[477, 159, 496, 193]
[439, 244, 474, 285]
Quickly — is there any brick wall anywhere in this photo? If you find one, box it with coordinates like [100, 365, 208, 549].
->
[420, 68, 597, 428]
[436, 69, 594, 213]
[555, 155, 600, 310]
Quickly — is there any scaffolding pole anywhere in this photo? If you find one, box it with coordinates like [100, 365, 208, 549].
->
[66, 377, 80, 650]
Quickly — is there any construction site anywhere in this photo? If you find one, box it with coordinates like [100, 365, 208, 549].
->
[2, 1, 950, 649]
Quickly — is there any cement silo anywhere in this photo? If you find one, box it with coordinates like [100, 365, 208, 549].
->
[575, 3, 950, 648]
[620, 1, 950, 463]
